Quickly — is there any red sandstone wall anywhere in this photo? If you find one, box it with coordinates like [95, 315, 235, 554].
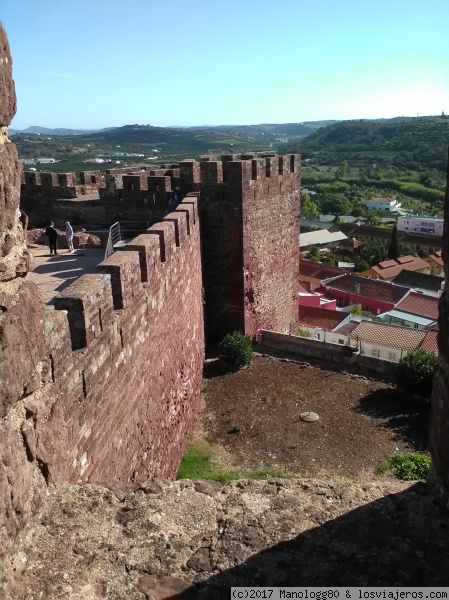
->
[242, 155, 301, 337]
[430, 149, 449, 503]
[0, 195, 204, 554]
[196, 154, 301, 340]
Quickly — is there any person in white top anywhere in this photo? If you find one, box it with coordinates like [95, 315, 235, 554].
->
[65, 221, 74, 253]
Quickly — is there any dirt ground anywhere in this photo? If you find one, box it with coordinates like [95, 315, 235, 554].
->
[202, 355, 430, 480]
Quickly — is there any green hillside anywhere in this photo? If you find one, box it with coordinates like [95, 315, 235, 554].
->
[280, 116, 449, 173]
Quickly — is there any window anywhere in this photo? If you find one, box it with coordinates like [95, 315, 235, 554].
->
[371, 349, 380, 358]
[338, 339, 344, 344]
[388, 352, 397, 361]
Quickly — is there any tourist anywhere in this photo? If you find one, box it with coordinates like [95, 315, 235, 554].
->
[45, 222, 58, 256]
[65, 221, 74, 253]
[170, 186, 182, 211]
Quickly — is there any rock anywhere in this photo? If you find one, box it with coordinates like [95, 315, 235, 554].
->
[187, 547, 212, 572]
[0, 24, 17, 126]
[136, 574, 195, 599]
[193, 480, 223, 496]
[300, 411, 320, 422]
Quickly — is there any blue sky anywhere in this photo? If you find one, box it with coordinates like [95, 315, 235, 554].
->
[2, 0, 449, 129]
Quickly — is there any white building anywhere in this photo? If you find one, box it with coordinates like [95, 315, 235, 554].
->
[397, 216, 444, 236]
[36, 157, 56, 164]
[19, 158, 35, 165]
[365, 197, 401, 212]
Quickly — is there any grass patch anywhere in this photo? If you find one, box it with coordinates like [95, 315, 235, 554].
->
[177, 441, 290, 483]
[378, 453, 430, 481]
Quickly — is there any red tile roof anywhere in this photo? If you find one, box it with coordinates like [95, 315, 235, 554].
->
[428, 251, 444, 266]
[324, 273, 409, 304]
[348, 321, 426, 350]
[370, 255, 429, 280]
[395, 291, 439, 320]
[298, 260, 346, 282]
[420, 329, 439, 353]
[298, 305, 347, 330]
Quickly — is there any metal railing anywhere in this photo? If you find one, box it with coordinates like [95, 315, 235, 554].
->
[105, 222, 121, 259]
[104, 220, 152, 259]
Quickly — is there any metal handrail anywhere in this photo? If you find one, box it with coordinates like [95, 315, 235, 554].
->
[104, 221, 152, 259]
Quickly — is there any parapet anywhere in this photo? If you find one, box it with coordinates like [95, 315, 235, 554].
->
[53, 193, 199, 348]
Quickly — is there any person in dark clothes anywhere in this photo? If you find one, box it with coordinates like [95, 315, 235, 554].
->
[45, 222, 58, 255]
[170, 186, 182, 211]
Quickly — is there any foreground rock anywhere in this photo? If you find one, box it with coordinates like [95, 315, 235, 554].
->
[1, 478, 448, 598]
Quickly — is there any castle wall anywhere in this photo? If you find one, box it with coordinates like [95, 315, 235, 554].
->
[195, 154, 301, 339]
[0, 194, 204, 555]
[430, 149, 449, 505]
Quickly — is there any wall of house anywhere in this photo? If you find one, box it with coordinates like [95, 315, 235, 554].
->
[324, 289, 392, 315]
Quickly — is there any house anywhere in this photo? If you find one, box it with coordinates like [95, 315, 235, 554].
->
[420, 329, 439, 353]
[321, 273, 409, 315]
[425, 251, 444, 276]
[298, 260, 347, 290]
[395, 291, 439, 321]
[333, 223, 442, 256]
[299, 229, 348, 249]
[36, 157, 56, 164]
[347, 320, 427, 362]
[365, 197, 401, 212]
[392, 270, 444, 297]
[298, 305, 347, 330]
[398, 216, 444, 236]
[379, 289, 439, 329]
[361, 255, 430, 281]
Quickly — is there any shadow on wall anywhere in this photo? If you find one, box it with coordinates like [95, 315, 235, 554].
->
[167, 483, 449, 599]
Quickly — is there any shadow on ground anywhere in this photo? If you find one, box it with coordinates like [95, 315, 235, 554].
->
[166, 484, 449, 599]
[355, 388, 430, 452]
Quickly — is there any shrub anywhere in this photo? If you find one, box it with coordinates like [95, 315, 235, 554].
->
[219, 331, 253, 368]
[298, 327, 312, 338]
[390, 453, 430, 481]
[396, 348, 438, 398]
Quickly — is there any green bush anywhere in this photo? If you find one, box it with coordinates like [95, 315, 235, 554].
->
[390, 453, 430, 481]
[397, 348, 438, 398]
[219, 331, 253, 368]
[298, 327, 312, 338]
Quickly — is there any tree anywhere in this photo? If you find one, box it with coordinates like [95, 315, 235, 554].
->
[300, 193, 319, 220]
[359, 239, 386, 267]
[388, 224, 399, 260]
[396, 348, 438, 398]
[309, 246, 320, 262]
[363, 210, 380, 226]
[335, 160, 349, 179]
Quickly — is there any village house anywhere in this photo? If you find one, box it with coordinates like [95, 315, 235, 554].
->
[365, 197, 401, 212]
[392, 270, 445, 297]
[361, 255, 430, 281]
[320, 273, 409, 315]
[378, 290, 440, 329]
[425, 250, 444, 276]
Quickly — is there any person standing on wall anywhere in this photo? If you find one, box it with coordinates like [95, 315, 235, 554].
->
[65, 221, 74, 253]
[45, 222, 58, 256]
[170, 186, 182, 211]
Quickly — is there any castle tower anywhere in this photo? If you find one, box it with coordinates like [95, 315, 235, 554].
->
[179, 153, 301, 340]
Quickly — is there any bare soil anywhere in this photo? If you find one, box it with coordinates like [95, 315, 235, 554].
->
[202, 355, 429, 479]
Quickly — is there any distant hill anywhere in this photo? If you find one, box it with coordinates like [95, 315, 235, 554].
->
[9, 126, 107, 136]
[281, 115, 449, 172]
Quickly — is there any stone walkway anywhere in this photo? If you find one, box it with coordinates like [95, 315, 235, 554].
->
[27, 246, 106, 304]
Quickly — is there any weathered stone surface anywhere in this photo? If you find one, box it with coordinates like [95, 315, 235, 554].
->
[0, 23, 17, 126]
[1, 478, 448, 598]
[429, 147, 449, 505]
[0, 281, 45, 418]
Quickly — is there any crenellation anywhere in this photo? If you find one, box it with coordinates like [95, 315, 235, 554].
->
[200, 159, 223, 184]
[164, 210, 189, 246]
[97, 251, 141, 310]
[54, 273, 113, 350]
